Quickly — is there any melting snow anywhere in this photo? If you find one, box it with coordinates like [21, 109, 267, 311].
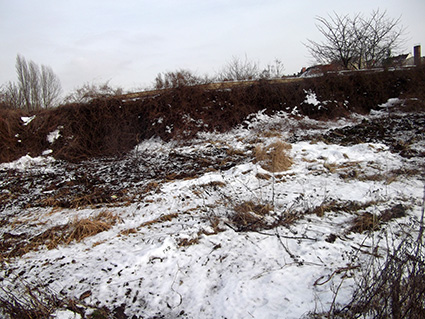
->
[1, 102, 424, 319]
[304, 90, 320, 106]
[47, 129, 61, 143]
[21, 115, 36, 126]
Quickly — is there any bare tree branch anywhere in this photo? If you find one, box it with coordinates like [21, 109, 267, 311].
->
[305, 10, 406, 70]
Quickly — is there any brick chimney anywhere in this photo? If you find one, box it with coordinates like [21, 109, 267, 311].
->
[414, 45, 421, 67]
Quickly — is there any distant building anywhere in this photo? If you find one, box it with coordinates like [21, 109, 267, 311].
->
[383, 54, 411, 67]
[299, 51, 423, 78]
[299, 62, 343, 77]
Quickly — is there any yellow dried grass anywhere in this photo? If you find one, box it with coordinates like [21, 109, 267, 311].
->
[15, 211, 120, 255]
[138, 213, 179, 228]
[254, 141, 293, 172]
[231, 200, 274, 231]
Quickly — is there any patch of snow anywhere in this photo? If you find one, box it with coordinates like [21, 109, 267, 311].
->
[152, 117, 163, 126]
[47, 129, 61, 143]
[42, 149, 53, 155]
[378, 97, 402, 108]
[21, 115, 36, 126]
[304, 90, 321, 106]
[0, 154, 55, 171]
[52, 310, 82, 319]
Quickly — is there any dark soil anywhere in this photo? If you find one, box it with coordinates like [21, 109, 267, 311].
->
[0, 143, 248, 211]
[295, 105, 425, 159]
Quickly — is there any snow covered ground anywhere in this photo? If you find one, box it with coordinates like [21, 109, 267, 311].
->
[1, 98, 424, 319]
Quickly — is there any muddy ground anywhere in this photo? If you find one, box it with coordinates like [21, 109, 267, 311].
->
[2, 101, 424, 215]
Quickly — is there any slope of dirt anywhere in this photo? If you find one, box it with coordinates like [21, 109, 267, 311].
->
[1, 67, 424, 163]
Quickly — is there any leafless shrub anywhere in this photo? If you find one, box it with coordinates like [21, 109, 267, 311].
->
[334, 231, 425, 318]
[0, 280, 82, 319]
[0, 287, 59, 319]
[63, 81, 123, 104]
[309, 193, 425, 318]
[1, 67, 424, 164]
[153, 69, 211, 89]
[0, 108, 28, 163]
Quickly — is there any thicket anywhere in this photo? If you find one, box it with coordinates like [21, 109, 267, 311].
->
[0, 66, 424, 163]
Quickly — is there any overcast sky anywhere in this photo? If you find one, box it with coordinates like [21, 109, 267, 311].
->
[1, 0, 424, 94]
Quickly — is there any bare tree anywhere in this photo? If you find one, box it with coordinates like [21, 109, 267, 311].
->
[15, 55, 32, 110]
[2, 55, 62, 110]
[40, 65, 62, 108]
[217, 55, 260, 81]
[355, 10, 405, 68]
[305, 10, 405, 69]
[28, 60, 41, 109]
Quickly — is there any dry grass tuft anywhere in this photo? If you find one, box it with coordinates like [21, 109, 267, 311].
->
[48, 211, 121, 249]
[1, 211, 121, 259]
[138, 213, 179, 228]
[119, 228, 138, 236]
[309, 200, 338, 217]
[348, 204, 407, 234]
[143, 181, 161, 194]
[308, 200, 380, 218]
[230, 201, 274, 231]
[199, 181, 227, 188]
[66, 212, 118, 244]
[349, 212, 379, 233]
[229, 200, 303, 232]
[234, 201, 273, 216]
[207, 215, 225, 234]
[254, 141, 293, 172]
[226, 147, 246, 156]
[0, 284, 71, 319]
[380, 204, 406, 222]
[178, 237, 200, 247]
[261, 129, 282, 138]
[256, 172, 272, 180]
